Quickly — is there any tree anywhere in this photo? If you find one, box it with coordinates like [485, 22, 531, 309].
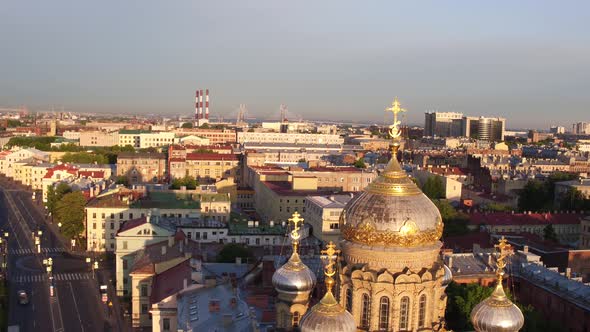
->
[199, 123, 210, 129]
[559, 188, 590, 211]
[518, 180, 548, 212]
[115, 176, 129, 186]
[422, 176, 445, 199]
[216, 243, 254, 263]
[445, 282, 494, 331]
[45, 182, 72, 217]
[434, 200, 471, 237]
[181, 122, 193, 128]
[182, 176, 197, 190]
[55, 191, 86, 240]
[354, 158, 367, 169]
[543, 224, 558, 242]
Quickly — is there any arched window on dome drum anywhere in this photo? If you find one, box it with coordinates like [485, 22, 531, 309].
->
[399, 296, 410, 331]
[418, 294, 427, 328]
[346, 288, 353, 312]
[378, 296, 390, 331]
[361, 294, 371, 329]
[292, 311, 300, 327]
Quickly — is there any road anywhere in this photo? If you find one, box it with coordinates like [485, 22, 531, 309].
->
[0, 177, 119, 332]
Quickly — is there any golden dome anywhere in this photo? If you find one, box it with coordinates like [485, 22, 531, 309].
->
[300, 242, 356, 332]
[470, 237, 524, 332]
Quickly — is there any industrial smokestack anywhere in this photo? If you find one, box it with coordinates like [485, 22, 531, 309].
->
[205, 89, 210, 120]
[195, 90, 199, 120]
[199, 89, 204, 119]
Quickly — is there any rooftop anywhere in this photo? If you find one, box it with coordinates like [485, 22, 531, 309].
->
[306, 194, 354, 208]
[117, 152, 166, 159]
[469, 212, 582, 226]
[261, 181, 336, 197]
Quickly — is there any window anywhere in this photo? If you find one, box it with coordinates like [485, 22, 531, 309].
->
[110, 222, 114, 230]
[292, 311, 300, 327]
[141, 304, 148, 314]
[399, 296, 410, 330]
[361, 294, 370, 329]
[119, 213, 124, 219]
[163, 318, 170, 331]
[346, 289, 353, 312]
[418, 294, 427, 328]
[141, 284, 148, 297]
[379, 297, 390, 331]
[203, 232, 207, 240]
[123, 241, 128, 250]
[92, 213, 97, 219]
[92, 223, 97, 230]
[129, 213, 133, 219]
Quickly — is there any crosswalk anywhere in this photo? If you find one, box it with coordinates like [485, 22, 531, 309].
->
[10, 247, 66, 255]
[12, 272, 93, 283]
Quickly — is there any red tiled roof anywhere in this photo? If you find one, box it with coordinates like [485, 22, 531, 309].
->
[443, 232, 492, 251]
[43, 164, 78, 179]
[79, 170, 105, 178]
[117, 216, 147, 235]
[428, 166, 466, 176]
[150, 259, 192, 304]
[469, 212, 582, 226]
[186, 153, 239, 161]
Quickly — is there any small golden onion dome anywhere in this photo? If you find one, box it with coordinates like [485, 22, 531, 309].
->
[272, 252, 316, 294]
[441, 264, 453, 288]
[299, 291, 356, 332]
[340, 152, 443, 247]
[470, 282, 524, 332]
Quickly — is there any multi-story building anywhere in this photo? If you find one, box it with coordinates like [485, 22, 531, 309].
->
[582, 217, 590, 249]
[468, 212, 581, 245]
[168, 153, 239, 182]
[79, 130, 120, 147]
[0, 148, 50, 178]
[462, 116, 506, 141]
[412, 166, 464, 202]
[118, 130, 147, 148]
[116, 152, 166, 184]
[243, 142, 342, 164]
[237, 132, 343, 145]
[174, 128, 237, 144]
[554, 179, 590, 205]
[572, 122, 590, 135]
[138, 132, 177, 149]
[85, 189, 203, 251]
[424, 111, 464, 137]
[304, 194, 353, 244]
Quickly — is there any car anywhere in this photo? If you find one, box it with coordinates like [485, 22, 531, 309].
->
[17, 290, 29, 305]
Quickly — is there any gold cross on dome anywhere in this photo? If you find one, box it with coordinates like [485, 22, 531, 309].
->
[494, 236, 513, 281]
[321, 241, 340, 276]
[384, 97, 406, 140]
[288, 211, 304, 241]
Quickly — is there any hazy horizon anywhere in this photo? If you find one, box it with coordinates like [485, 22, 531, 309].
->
[1, 1, 589, 128]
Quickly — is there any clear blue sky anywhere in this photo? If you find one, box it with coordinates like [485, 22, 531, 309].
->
[1, 1, 589, 128]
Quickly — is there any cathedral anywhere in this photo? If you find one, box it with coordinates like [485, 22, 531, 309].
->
[272, 99, 524, 332]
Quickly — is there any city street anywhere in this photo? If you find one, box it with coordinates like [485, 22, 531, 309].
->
[0, 177, 121, 332]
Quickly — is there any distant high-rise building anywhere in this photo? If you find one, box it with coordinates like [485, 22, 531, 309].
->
[424, 111, 463, 137]
[550, 125, 565, 135]
[572, 122, 590, 135]
[462, 116, 505, 141]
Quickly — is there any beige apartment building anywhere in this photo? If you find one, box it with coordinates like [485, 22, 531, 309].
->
[79, 130, 119, 147]
[85, 190, 202, 252]
[237, 131, 343, 145]
[169, 153, 239, 182]
[303, 194, 353, 244]
[117, 152, 166, 184]
[174, 128, 236, 144]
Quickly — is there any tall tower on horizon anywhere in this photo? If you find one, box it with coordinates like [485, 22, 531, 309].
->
[194, 89, 210, 127]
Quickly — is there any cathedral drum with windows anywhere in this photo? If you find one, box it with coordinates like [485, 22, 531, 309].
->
[338, 99, 450, 331]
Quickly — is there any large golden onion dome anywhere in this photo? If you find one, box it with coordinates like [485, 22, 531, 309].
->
[470, 238, 524, 332]
[272, 212, 317, 294]
[300, 242, 356, 332]
[340, 99, 442, 248]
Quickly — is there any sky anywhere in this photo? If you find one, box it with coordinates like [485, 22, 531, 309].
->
[1, 1, 589, 128]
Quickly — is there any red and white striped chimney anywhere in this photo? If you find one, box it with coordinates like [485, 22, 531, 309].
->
[205, 89, 210, 120]
[199, 89, 204, 119]
[195, 90, 199, 119]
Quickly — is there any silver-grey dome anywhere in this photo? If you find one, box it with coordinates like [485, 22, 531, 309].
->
[470, 283, 524, 332]
[442, 264, 453, 288]
[272, 252, 316, 294]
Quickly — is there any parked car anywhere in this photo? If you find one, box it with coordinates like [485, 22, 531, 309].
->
[17, 290, 29, 305]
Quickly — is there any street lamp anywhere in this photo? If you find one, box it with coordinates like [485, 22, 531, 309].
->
[57, 222, 62, 233]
